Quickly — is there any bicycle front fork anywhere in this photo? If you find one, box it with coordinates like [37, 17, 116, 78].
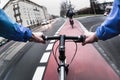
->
[57, 63, 69, 80]
[57, 64, 69, 75]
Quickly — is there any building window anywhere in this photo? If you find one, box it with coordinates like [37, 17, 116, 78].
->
[16, 16, 20, 21]
[27, 20, 29, 25]
[14, 4, 18, 8]
[15, 10, 19, 14]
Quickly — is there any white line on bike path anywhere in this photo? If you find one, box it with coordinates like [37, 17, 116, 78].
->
[45, 43, 54, 51]
[32, 67, 45, 80]
[50, 40, 56, 43]
[40, 52, 51, 63]
[32, 19, 66, 80]
[32, 42, 54, 80]
[32, 43, 54, 80]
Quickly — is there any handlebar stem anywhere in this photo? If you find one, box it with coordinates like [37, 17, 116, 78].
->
[59, 35, 66, 61]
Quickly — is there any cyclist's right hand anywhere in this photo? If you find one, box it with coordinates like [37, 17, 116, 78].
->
[82, 31, 98, 45]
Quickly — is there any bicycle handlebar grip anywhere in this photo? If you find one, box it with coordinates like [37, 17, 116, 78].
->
[42, 35, 59, 41]
[80, 35, 86, 42]
[75, 35, 86, 43]
[42, 35, 46, 40]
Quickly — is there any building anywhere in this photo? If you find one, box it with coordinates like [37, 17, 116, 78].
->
[98, 1, 113, 11]
[89, 0, 113, 14]
[3, 0, 50, 27]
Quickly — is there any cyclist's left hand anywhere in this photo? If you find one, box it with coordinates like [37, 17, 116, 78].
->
[29, 32, 45, 43]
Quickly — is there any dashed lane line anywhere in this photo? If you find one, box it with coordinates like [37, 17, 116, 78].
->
[32, 67, 45, 80]
[40, 52, 51, 63]
[32, 19, 67, 80]
[45, 43, 54, 51]
[50, 40, 56, 43]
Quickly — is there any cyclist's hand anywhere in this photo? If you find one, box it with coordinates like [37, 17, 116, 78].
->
[82, 31, 98, 45]
[29, 32, 45, 43]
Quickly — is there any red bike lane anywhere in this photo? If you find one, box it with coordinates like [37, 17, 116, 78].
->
[43, 20, 120, 80]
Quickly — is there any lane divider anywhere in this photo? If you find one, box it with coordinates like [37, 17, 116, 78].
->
[32, 67, 45, 80]
[40, 52, 51, 63]
[50, 40, 56, 43]
[32, 19, 67, 80]
[45, 43, 54, 51]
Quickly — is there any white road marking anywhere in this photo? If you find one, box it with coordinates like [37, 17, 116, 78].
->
[32, 67, 45, 80]
[40, 52, 51, 63]
[54, 34, 58, 36]
[46, 43, 54, 51]
[55, 31, 59, 35]
[50, 40, 55, 43]
[78, 21, 88, 33]
[32, 19, 67, 80]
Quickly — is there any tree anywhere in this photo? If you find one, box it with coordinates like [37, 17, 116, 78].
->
[90, 0, 101, 14]
[60, 1, 75, 17]
[60, 2, 67, 17]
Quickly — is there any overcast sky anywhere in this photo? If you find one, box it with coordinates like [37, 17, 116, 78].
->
[31, 0, 113, 15]
[0, 0, 114, 15]
[31, 0, 91, 15]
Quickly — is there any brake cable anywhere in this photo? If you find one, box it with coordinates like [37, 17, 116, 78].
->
[52, 40, 59, 66]
[68, 40, 78, 65]
[52, 40, 78, 67]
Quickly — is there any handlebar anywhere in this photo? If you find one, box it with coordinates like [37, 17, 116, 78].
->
[42, 35, 86, 80]
[42, 34, 86, 61]
[42, 35, 86, 43]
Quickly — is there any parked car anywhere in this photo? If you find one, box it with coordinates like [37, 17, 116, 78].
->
[104, 5, 112, 16]
[41, 19, 49, 25]
[0, 37, 9, 46]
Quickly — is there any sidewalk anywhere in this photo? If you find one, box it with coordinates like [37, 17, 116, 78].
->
[43, 19, 120, 80]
